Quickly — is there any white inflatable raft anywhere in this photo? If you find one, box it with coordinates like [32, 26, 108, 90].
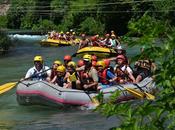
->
[16, 77, 155, 107]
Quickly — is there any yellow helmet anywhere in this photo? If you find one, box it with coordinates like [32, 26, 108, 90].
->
[54, 60, 62, 65]
[83, 54, 92, 62]
[66, 32, 70, 34]
[60, 31, 63, 34]
[57, 65, 66, 73]
[96, 60, 105, 69]
[67, 61, 76, 68]
[72, 32, 75, 35]
[34, 56, 43, 62]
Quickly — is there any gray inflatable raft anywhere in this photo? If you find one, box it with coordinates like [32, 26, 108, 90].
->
[16, 77, 155, 107]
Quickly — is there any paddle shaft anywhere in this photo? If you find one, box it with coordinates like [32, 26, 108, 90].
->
[22, 67, 52, 81]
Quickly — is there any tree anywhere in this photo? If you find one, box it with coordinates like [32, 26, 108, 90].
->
[97, 0, 175, 129]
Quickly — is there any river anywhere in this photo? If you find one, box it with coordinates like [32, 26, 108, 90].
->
[0, 34, 126, 130]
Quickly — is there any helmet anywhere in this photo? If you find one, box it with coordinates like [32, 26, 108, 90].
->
[103, 59, 110, 67]
[95, 34, 99, 38]
[92, 61, 97, 67]
[60, 31, 64, 34]
[70, 29, 73, 32]
[81, 34, 86, 37]
[96, 61, 105, 69]
[92, 55, 97, 61]
[64, 55, 72, 61]
[117, 45, 123, 50]
[111, 30, 114, 33]
[111, 34, 116, 37]
[57, 65, 66, 73]
[83, 54, 92, 62]
[34, 56, 43, 62]
[54, 60, 62, 65]
[116, 55, 125, 61]
[67, 61, 76, 68]
[72, 32, 75, 35]
[66, 32, 70, 35]
[105, 34, 110, 37]
[77, 60, 84, 67]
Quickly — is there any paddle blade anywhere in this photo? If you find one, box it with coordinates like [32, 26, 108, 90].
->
[125, 87, 145, 99]
[91, 97, 100, 107]
[0, 82, 17, 94]
[145, 92, 155, 100]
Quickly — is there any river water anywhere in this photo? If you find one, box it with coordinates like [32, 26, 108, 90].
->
[0, 35, 129, 130]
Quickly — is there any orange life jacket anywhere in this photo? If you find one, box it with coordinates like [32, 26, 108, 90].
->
[98, 69, 109, 85]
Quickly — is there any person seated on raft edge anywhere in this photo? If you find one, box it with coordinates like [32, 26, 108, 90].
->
[114, 55, 136, 84]
[63, 61, 81, 89]
[133, 59, 154, 83]
[95, 60, 117, 90]
[103, 33, 113, 48]
[76, 54, 98, 91]
[108, 45, 129, 64]
[90, 34, 103, 47]
[133, 46, 157, 83]
[78, 34, 90, 50]
[50, 65, 66, 87]
[46, 60, 62, 82]
[24, 55, 51, 81]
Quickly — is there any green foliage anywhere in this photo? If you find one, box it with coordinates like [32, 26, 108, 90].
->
[0, 16, 7, 28]
[0, 31, 11, 54]
[32, 19, 58, 32]
[79, 17, 104, 35]
[97, 11, 175, 129]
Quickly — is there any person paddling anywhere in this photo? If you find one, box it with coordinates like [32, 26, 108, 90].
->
[25, 56, 51, 81]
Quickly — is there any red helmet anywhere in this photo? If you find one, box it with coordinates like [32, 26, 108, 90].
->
[64, 55, 72, 61]
[116, 55, 125, 61]
[92, 61, 97, 67]
[77, 59, 84, 67]
[91, 36, 97, 42]
[103, 59, 110, 67]
[92, 55, 97, 61]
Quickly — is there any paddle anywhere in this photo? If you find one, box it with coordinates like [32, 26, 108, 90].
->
[98, 75, 155, 100]
[133, 83, 155, 100]
[0, 68, 52, 95]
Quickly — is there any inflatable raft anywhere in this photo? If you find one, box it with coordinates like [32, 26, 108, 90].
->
[73, 46, 117, 58]
[16, 77, 155, 107]
[40, 38, 80, 47]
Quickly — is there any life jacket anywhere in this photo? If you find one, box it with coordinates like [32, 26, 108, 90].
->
[55, 76, 64, 87]
[81, 69, 94, 85]
[68, 72, 78, 82]
[115, 65, 131, 83]
[31, 68, 48, 81]
[98, 69, 109, 85]
[135, 60, 151, 70]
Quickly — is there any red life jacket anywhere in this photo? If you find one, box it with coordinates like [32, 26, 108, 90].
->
[98, 69, 109, 85]
[80, 70, 94, 85]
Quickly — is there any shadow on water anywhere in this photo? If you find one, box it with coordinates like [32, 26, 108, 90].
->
[0, 34, 120, 130]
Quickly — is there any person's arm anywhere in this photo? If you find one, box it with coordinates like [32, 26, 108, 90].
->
[83, 68, 98, 89]
[126, 67, 136, 83]
[107, 71, 117, 83]
[50, 75, 57, 84]
[25, 68, 33, 79]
